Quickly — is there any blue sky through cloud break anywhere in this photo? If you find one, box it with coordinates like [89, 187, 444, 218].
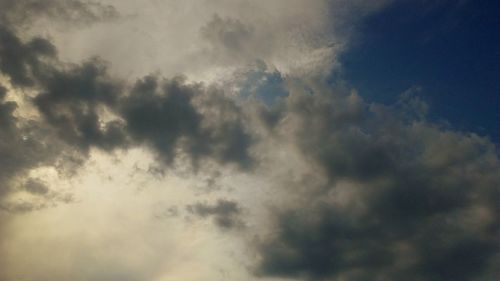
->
[338, 0, 499, 143]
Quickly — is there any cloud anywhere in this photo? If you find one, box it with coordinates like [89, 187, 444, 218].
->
[0, 2, 255, 207]
[0, 89, 77, 212]
[0, 85, 60, 199]
[33, 58, 127, 152]
[187, 199, 243, 229]
[0, 0, 122, 210]
[0, 1, 498, 280]
[0, 26, 56, 86]
[32, 0, 392, 81]
[252, 86, 499, 281]
[118, 75, 254, 168]
[0, 0, 119, 27]
[0, 12, 256, 217]
[201, 14, 254, 59]
[24, 178, 50, 195]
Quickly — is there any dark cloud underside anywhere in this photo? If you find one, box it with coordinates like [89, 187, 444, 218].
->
[187, 199, 242, 229]
[254, 91, 499, 281]
[0, 0, 253, 210]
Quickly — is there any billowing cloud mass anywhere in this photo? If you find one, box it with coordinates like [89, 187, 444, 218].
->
[253, 89, 499, 281]
[0, 0, 498, 281]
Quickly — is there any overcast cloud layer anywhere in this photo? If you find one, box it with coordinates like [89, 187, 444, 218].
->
[0, 1, 498, 281]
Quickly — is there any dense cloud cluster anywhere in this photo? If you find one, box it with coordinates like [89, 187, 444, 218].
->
[0, 0, 253, 211]
[0, 85, 55, 198]
[253, 89, 500, 281]
[0, 6, 111, 208]
[121, 75, 253, 167]
[0, 25, 56, 86]
[34, 59, 126, 152]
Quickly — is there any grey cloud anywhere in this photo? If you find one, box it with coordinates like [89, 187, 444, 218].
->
[0, 0, 119, 27]
[187, 199, 242, 229]
[0, 200, 48, 213]
[201, 14, 254, 53]
[199, 14, 268, 66]
[0, 85, 63, 199]
[153, 205, 179, 220]
[235, 60, 289, 107]
[0, 87, 77, 212]
[0, 192, 74, 214]
[23, 177, 74, 205]
[0, 3, 117, 209]
[0, 1, 124, 154]
[0, 25, 56, 86]
[120, 75, 204, 163]
[253, 87, 499, 281]
[28, 54, 254, 168]
[0, 1, 497, 280]
[34, 58, 127, 153]
[0, 27, 254, 216]
[24, 178, 50, 195]
[120, 76, 254, 168]
[0, 2, 255, 173]
[0, 23, 254, 202]
[0, 85, 22, 197]
[194, 87, 254, 168]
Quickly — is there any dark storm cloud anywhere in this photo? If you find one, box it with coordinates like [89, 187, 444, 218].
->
[187, 199, 242, 229]
[120, 76, 204, 163]
[0, 85, 23, 197]
[0, 86, 48, 195]
[34, 58, 127, 152]
[0, 26, 56, 86]
[253, 88, 500, 281]
[120, 75, 253, 168]
[0, 0, 125, 154]
[0, 84, 75, 209]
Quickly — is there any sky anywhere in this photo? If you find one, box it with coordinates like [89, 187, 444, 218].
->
[339, 0, 500, 144]
[0, 1, 498, 281]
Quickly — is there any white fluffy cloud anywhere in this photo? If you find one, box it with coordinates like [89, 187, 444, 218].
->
[29, 0, 390, 80]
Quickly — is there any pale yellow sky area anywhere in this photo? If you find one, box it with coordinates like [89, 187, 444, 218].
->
[0, 126, 318, 280]
[0, 148, 254, 281]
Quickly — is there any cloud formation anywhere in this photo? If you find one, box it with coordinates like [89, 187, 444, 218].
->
[252, 87, 499, 281]
[120, 75, 253, 168]
[0, 1, 498, 281]
[0, 0, 255, 211]
[187, 199, 243, 229]
[0, 84, 71, 207]
[0, 0, 118, 27]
